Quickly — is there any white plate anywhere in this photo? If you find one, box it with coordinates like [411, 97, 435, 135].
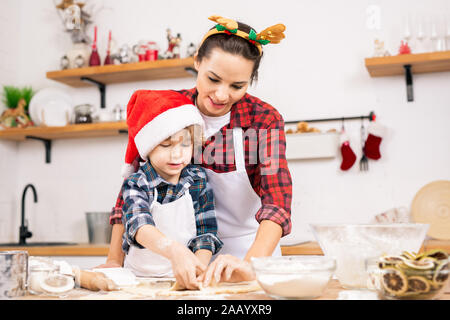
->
[29, 88, 73, 126]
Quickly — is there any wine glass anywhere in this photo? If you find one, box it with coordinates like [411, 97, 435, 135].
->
[415, 14, 427, 53]
[430, 14, 446, 52]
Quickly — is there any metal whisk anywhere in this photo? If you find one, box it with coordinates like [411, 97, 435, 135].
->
[359, 117, 369, 171]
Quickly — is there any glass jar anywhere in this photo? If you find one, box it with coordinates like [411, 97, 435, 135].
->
[74, 104, 93, 124]
[28, 261, 60, 295]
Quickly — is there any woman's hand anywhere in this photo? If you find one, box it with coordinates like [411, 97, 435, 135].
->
[201, 254, 255, 287]
[168, 241, 206, 290]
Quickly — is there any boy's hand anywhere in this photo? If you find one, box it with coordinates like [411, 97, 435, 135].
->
[168, 241, 206, 290]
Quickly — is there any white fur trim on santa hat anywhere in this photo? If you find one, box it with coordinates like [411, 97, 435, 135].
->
[134, 104, 204, 160]
[121, 163, 136, 179]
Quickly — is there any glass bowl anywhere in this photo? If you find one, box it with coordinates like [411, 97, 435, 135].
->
[366, 251, 449, 300]
[251, 255, 336, 299]
[310, 223, 429, 289]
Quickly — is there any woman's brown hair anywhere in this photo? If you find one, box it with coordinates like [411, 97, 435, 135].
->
[196, 21, 263, 84]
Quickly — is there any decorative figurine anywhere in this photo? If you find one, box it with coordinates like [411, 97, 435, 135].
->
[111, 44, 134, 64]
[89, 25, 101, 66]
[60, 55, 70, 69]
[104, 30, 113, 65]
[372, 39, 391, 57]
[0, 98, 33, 129]
[74, 54, 85, 68]
[164, 28, 181, 59]
[186, 42, 196, 57]
[55, 0, 93, 44]
[398, 40, 411, 54]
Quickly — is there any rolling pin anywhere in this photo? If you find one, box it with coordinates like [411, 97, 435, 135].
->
[73, 268, 118, 291]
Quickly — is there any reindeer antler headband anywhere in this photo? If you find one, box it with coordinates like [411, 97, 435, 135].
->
[200, 15, 286, 55]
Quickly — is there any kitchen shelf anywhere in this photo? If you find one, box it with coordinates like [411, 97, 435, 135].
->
[365, 50, 450, 77]
[365, 51, 450, 102]
[46, 57, 196, 88]
[2, 58, 195, 163]
[46, 57, 196, 108]
[0, 122, 128, 163]
[0, 121, 127, 141]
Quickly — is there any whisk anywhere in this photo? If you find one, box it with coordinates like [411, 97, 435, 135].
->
[359, 118, 369, 171]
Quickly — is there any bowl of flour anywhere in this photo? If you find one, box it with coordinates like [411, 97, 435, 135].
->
[251, 256, 336, 299]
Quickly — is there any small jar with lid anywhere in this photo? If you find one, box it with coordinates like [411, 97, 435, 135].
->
[74, 104, 94, 124]
[28, 263, 60, 295]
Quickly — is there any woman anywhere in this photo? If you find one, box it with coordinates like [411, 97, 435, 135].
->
[101, 15, 293, 289]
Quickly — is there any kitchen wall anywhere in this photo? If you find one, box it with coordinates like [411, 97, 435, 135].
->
[0, 0, 21, 239]
[0, 0, 449, 244]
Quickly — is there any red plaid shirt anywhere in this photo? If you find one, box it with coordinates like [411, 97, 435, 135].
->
[111, 88, 292, 236]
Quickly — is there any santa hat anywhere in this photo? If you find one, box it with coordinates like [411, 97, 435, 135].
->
[121, 90, 204, 178]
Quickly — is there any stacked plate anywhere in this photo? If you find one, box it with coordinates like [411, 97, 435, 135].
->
[29, 88, 73, 126]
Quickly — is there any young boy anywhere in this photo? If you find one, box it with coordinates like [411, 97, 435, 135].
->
[120, 90, 222, 290]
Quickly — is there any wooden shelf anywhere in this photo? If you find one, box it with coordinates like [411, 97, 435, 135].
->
[0, 121, 127, 141]
[2, 58, 194, 162]
[46, 57, 196, 87]
[365, 50, 450, 77]
[0, 243, 110, 256]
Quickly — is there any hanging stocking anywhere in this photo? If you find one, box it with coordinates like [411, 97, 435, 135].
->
[363, 121, 386, 160]
[339, 132, 356, 171]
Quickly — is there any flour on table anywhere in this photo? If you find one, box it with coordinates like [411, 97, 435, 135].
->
[78, 278, 262, 299]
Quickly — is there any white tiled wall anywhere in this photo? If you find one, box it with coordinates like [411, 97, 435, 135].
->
[0, 0, 21, 241]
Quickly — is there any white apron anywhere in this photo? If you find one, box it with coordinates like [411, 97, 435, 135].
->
[205, 127, 282, 260]
[123, 187, 197, 277]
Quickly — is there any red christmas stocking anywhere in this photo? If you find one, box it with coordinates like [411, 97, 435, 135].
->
[340, 132, 356, 171]
[363, 122, 386, 160]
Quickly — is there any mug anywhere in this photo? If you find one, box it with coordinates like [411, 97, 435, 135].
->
[0, 251, 28, 298]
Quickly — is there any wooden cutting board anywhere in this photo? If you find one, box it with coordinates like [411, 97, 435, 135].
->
[411, 180, 450, 240]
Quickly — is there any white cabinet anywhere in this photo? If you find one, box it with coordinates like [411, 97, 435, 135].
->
[285, 132, 339, 160]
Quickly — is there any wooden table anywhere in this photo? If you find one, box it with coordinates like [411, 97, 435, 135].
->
[16, 279, 449, 300]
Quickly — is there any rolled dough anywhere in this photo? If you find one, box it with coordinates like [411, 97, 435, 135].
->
[79, 279, 262, 299]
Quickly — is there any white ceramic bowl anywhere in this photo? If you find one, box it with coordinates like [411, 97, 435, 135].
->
[251, 255, 336, 299]
[310, 223, 429, 289]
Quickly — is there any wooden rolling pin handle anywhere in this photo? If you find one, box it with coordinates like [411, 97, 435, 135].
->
[74, 268, 118, 291]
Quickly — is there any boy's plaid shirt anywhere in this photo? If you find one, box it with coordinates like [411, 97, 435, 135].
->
[112, 88, 293, 237]
[121, 162, 223, 254]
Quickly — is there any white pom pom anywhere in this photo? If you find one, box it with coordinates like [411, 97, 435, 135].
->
[121, 163, 136, 178]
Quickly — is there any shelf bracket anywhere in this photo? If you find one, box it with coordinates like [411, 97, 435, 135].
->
[26, 136, 52, 164]
[80, 77, 106, 109]
[404, 64, 414, 102]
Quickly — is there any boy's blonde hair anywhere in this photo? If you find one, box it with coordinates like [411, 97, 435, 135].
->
[186, 124, 204, 151]
[160, 124, 204, 149]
